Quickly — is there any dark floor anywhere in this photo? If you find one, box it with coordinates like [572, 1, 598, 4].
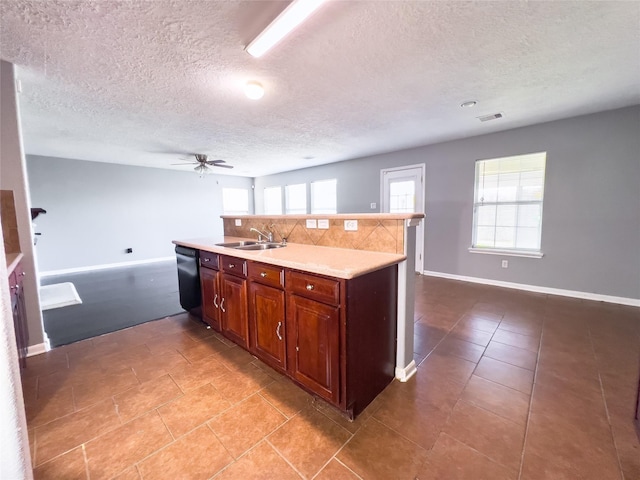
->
[23, 275, 640, 479]
[41, 260, 183, 347]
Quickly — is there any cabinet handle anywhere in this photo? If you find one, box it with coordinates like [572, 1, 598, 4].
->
[228, 263, 235, 269]
[220, 298, 226, 313]
[213, 294, 218, 308]
[306, 284, 314, 291]
[20, 272, 26, 277]
[203, 258, 210, 262]
[260, 272, 267, 278]
[276, 321, 282, 340]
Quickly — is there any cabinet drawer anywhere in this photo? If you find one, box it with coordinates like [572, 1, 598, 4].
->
[200, 251, 219, 270]
[288, 271, 340, 305]
[248, 262, 284, 289]
[221, 255, 247, 278]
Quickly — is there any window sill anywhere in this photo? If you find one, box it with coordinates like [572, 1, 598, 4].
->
[468, 247, 544, 259]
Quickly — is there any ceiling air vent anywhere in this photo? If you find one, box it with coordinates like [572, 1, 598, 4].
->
[477, 112, 503, 122]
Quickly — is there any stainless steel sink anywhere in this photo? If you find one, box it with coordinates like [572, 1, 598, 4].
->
[234, 242, 286, 251]
[215, 241, 260, 248]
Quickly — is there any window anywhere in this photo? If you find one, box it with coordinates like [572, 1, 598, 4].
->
[311, 179, 337, 214]
[285, 183, 307, 214]
[471, 152, 546, 255]
[389, 180, 415, 213]
[264, 186, 282, 215]
[222, 188, 249, 215]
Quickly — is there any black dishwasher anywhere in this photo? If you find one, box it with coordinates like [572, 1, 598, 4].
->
[175, 246, 201, 312]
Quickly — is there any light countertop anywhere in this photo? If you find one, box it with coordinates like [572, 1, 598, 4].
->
[173, 236, 405, 279]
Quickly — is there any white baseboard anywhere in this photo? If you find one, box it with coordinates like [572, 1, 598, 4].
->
[395, 360, 417, 382]
[423, 270, 640, 307]
[26, 342, 49, 357]
[40, 257, 175, 277]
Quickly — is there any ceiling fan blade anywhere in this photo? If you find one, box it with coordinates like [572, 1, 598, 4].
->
[205, 159, 225, 165]
[171, 162, 197, 165]
[214, 164, 234, 169]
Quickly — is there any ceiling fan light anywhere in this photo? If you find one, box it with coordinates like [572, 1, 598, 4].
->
[244, 81, 265, 100]
[245, 0, 327, 58]
[194, 164, 209, 177]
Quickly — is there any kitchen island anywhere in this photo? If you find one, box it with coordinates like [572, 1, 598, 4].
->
[173, 236, 405, 418]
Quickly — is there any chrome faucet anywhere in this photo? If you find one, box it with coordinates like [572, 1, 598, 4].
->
[250, 227, 273, 243]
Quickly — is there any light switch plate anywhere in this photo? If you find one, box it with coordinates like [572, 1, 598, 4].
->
[318, 219, 329, 229]
[344, 220, 358, 231]
[306, 219, 317, 229]
[235, 219, 242, 226]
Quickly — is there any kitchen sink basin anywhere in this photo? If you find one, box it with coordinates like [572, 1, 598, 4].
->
[215, 241, 260, 248]
[234, 242, 286, 251]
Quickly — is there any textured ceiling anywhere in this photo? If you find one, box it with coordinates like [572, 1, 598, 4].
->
[1, 1, 639, 177]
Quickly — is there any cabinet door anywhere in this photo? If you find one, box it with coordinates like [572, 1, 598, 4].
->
[287, 294, 340, 404]
[220, 274, 248, 348]
[200, 268, 220, 331]
[249, 282, 286, 372]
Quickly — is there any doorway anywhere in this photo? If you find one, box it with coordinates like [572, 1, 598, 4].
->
[381, 164, 425, 273]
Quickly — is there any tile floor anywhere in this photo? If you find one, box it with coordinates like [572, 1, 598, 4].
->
[22, 276, 640, 479]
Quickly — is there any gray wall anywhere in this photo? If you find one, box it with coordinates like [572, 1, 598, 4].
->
[255, 106, 640, 300]
[27, 156, 254, 272]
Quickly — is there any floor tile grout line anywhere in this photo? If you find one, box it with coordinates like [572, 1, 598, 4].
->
[516, 310, 545, 480]
[264, 437, 308, 479]
[587, 325, 626, 480]
[81, 444, 90, 480]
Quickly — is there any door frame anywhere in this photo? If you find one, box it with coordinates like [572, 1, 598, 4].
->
[380, 163, 425, 274]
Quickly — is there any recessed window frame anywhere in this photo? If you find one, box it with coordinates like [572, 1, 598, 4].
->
[285, 183, 307, 215]
[263, 186, 283, 215]
[469, 152, 547, 258]
[222, 187, 250, 215]
[310, 178, 337, 214]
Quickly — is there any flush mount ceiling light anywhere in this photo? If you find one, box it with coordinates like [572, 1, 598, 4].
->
[460, 100, 477, 108]
[245, 0, 327, 58]
[244, 81, 265, 100]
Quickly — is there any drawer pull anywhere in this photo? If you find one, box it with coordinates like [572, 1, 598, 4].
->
[203, 258, 210, 262]
[20, 272, 26, 277]
[228, 263, 235, 268]
[213, 294, 218, 308]
[306, 284, 314, 291]
[220, 298, 226, 313]
[276, 321, 283, 340]
[260, 272, 267, 278]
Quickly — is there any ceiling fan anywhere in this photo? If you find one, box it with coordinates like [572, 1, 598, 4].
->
[172, 153, 233, 176]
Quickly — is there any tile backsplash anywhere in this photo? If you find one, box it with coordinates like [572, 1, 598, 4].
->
[223, 217, 405, 254]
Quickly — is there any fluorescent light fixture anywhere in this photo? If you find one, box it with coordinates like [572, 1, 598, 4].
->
[245, 0, 326, 58]
[244, 81, 265, 99]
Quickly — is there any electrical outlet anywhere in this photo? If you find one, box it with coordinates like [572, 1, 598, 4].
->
[306, 219, 317, 229]
[235, 219, 242, 226]
[370, 202, 377, 209]
[501, 260, 508, 268]
[125, 248, 133, 254]
[344, 220, 358, 231]
[318, 219, 329, 229]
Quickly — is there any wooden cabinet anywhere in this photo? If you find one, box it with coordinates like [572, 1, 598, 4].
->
[248, 262, 286, 373]
[219, 255, 249, 348]
[195, 248, 397, 419]
[287, 292, 340, 403]
[199, 251, 221, 331]
[9, 261, 28, 369]
[286, 270, 342, 404]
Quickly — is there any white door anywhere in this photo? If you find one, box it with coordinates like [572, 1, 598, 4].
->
[381, 164, 425, 273]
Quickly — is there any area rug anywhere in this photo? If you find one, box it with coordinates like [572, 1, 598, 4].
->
[40, 282, 82, 310]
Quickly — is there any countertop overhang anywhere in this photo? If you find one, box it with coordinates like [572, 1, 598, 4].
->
[173, 236, 405, 280]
